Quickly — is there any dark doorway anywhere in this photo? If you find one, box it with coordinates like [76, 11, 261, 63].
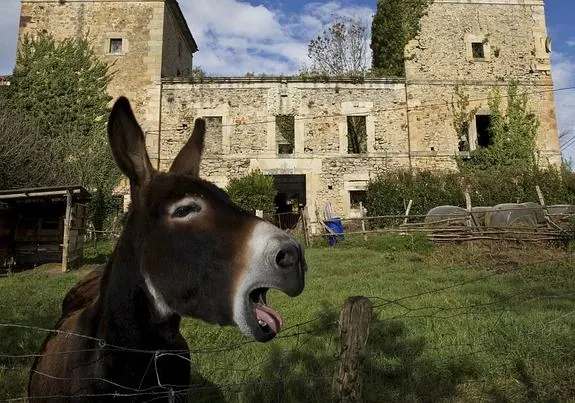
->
[272, 175, 306, 230]
[475, 115, 492, 148]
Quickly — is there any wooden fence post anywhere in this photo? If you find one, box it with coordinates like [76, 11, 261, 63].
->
[359, 202, 367, 242]
[464, 192, 472, 228]
[403, 200, 413, 225]
[302, 206, 311, 247]
[332, 296, 373, 403]
[61, 189, 73, 273]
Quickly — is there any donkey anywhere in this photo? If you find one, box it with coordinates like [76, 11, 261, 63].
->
[28, 96, 307, 402]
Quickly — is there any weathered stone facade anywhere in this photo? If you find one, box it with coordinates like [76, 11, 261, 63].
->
[159, 79, 410, 221]
[17, 0, 197, 162]
[404, 0, 559, 166]
[16, 0, 562, 225]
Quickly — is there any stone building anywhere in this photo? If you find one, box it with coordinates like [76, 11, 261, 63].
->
[17, 0, 198, 163]
[16, 0, 561, 225]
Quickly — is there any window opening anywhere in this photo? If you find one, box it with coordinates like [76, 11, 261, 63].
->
[471, 42, 485, 59]
[109, 38, 123, 54]
[276, 115, 295, 155]
[347, 116, 367, 154]
[476, 115, 492, 147]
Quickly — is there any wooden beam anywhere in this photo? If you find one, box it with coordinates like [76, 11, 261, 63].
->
[61, 189, 72, 273]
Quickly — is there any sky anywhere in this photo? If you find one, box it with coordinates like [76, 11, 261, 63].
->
[0, 0, 574, 161]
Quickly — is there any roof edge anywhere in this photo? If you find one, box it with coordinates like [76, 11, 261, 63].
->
[165, 0, 198, 53]
[162, 75, 406, 85]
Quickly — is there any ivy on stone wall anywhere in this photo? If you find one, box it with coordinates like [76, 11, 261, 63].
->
[455, 81, 540, 172]
[371, 0, 433, 77]
[450, 85, 479, 152]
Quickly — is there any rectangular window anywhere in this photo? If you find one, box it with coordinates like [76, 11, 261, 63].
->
[109, 38, 123, 54]
[178, 42, 182, 59]
[475, 115, 492, 147]
[347, 116, 367, 154]
[471, 42, 485, 59]
[349, 190, 367, 209]
[204, 116, 223, 154]
[276, 115, 295, 155]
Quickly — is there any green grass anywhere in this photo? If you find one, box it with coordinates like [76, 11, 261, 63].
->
[1, 235, 575, 402]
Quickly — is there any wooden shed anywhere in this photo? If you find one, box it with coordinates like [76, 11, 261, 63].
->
[0, 186, 91, 274]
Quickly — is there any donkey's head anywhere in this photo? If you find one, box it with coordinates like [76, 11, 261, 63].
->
[107, 97, 306, 342]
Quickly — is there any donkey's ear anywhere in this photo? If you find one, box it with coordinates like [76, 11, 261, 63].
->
[107, 97, 154, 187]
[169, 118, 206, 177]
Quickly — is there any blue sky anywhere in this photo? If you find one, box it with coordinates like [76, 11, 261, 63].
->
[0, 0, 574, 161]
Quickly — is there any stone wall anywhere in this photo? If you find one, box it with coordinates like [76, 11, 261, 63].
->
[18, 0, 166, 135]
[161, 1, 195, 78]
[404, 0, 561, 166]
[159, 78, 414, 220]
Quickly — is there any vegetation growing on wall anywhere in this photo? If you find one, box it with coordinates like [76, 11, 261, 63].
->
[226, 170, 277, 215]
[8, 32, 113, 138]
[450, 85, 479, 152]
[276, 115, 295, 152]
[371, 0, 433, 77]
[453, 81, 540, 172]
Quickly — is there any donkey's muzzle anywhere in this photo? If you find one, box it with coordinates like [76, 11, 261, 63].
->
[268, 236, 307, 298]
[233, 221, 307, 342]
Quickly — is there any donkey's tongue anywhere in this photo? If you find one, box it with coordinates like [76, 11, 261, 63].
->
[255, 304, 283, 335]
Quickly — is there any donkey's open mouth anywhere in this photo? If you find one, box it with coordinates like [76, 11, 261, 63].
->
[249, 287, 283, 335]
[233, 218, 306, 342]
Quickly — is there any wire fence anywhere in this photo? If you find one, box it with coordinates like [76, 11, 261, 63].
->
[1, 241, 574, 402]
[1, 195, 574, 401]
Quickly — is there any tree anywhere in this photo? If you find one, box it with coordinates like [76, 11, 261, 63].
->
[371, 0, 432, 77]
[8, 32, 113, 138]
[303, 16, 370, 76]
[1, 32, 121, 232]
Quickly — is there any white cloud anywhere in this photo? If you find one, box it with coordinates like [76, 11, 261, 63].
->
[551, 51, 575, 162]
[178, 0, 374, 75]
[567, 38, 575, 47]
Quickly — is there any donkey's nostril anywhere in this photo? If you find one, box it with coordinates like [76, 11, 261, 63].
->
[275, 244, 299, 269]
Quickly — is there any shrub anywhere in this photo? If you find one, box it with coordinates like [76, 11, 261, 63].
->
[365, 166, 575, 223]
[365, 169, 463, 220]
[226, 170, 277, 215]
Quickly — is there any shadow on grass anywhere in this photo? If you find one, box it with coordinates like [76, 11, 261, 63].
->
[237, 305, 479, 403]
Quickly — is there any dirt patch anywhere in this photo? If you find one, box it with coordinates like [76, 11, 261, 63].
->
[42, 264, 100, 278]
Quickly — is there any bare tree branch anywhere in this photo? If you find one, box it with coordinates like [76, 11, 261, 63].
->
[302, 16, 370, 77]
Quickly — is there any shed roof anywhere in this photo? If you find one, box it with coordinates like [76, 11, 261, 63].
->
[0, 185, 91, 203]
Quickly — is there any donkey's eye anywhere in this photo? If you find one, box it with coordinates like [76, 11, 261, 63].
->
[172, 203, 201, 218]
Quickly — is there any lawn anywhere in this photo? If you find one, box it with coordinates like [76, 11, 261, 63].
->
[1, 234, 574, 402]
